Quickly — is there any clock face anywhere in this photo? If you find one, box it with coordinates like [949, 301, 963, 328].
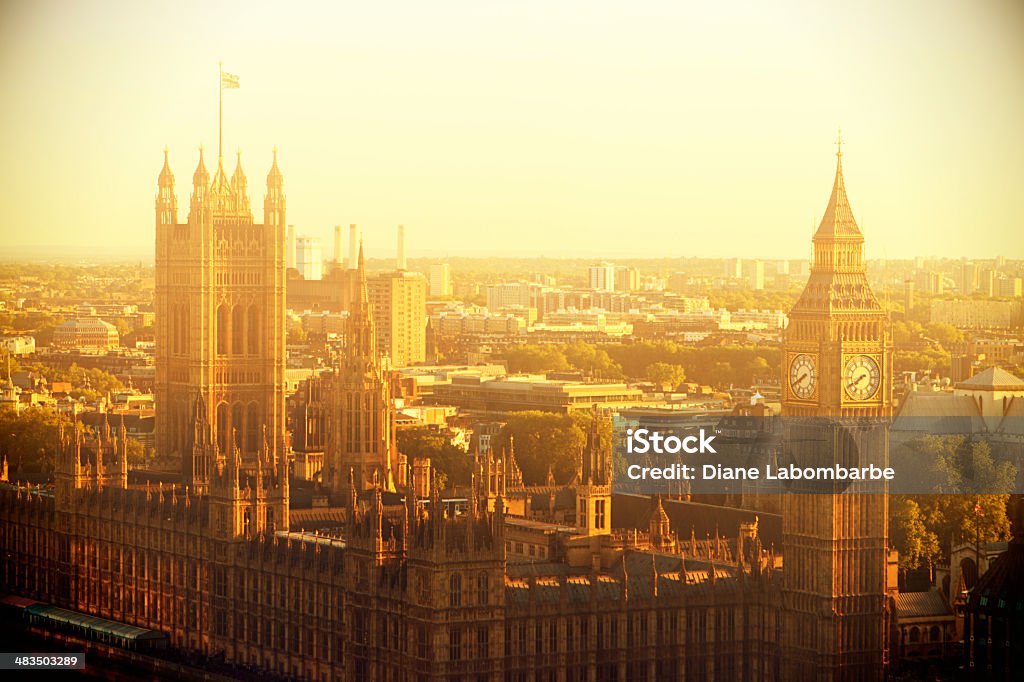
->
[844, 355, 881, 401]
[789, 353, 817, 399]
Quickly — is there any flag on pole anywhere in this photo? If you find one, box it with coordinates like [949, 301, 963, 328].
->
[222, 72, 240, 89]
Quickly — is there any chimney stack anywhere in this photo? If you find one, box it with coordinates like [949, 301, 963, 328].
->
[396, 224, 407, 271]
[348, 224, 359, 270]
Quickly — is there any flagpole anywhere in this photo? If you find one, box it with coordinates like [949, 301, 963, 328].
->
[218, 61, 223, 159]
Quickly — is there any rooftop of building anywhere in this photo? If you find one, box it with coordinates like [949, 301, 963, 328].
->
[956, 366, 1024, 391]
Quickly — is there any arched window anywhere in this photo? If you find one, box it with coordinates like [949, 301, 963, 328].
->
[232, 305, 244, 355]
[449, 574, 462, 608]
[216, 402, 229, 454]
[232, 403, 244, 451]
[960, 557, 979, 590]
[178, 305, 189, 354]
[929, 625, 941, 642]
[246, 402, 259, 453]
[909, 626, 920, 643]
[248, 305, 260, 355]
[476, 573, 488, 605]
[217, 305, 228, 355]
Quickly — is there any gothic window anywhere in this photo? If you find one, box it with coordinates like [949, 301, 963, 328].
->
[476, 626, 489, 658]
[232, 304, 244, 355]
[216, 402, 229, 454]
[449, 573, 462, 608]
[449, 628, 461, 661]
[476, 573, 488, 605]
[595, 499, 606, 530]
[248, 304, 260, 355]
[246, 402, 259, 453]
[232, 403, 244, 451]
[217, 304, 228, 355]
[418, 573, 430, 602]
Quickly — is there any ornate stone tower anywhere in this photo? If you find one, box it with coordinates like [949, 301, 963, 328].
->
[780, 139, 893, 681]
[575, 408, 612, 537]
[154, 147, 287, 493]
[324, 241, 398, 501]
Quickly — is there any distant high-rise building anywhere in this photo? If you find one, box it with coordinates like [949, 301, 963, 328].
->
[588, 262, 616, 291]
[368, 270, 427, 367]
[777, 259, 790, 275]
[429, 263, 453, 297]
[748, 259, 765, 290]
[999, 277, 1023, 298]
[915, 270, 945, 295]
[960, 261, 980, 294]
[728, 256, 743, 278]
[980, 268, 997, 297]
[154, 146, 287, 508]
[296, 235, 323, 280]
[904, 279, 915, 317]
[613, 265, 639, 292]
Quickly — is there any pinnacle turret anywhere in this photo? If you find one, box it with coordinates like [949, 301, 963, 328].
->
[193, 146, 209, 187]
[158, 146, 174, 186]
[266, 146, 283, 187]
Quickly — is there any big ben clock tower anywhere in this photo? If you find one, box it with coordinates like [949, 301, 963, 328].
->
[780, 136, 894, 681]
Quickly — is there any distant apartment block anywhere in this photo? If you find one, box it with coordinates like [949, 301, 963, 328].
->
[930, 299, 1023, 329]
[588, 262, 616, 291]
[998, 277, 1023, 298]
[429, 263, 453, 297]
[295, 235, 323, 280]
[368, 270, 427, 367]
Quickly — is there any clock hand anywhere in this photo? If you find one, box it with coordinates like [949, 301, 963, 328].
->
[847, 374, 867, 390]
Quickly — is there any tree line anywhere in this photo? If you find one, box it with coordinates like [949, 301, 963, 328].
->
[502, 340, 778, 389]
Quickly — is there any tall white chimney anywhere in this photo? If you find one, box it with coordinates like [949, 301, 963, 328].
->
[348, 224, 359, 269]
[396, 224, 407, 271]
[333, 225, 342, 266]
[286, 224, 296, 270]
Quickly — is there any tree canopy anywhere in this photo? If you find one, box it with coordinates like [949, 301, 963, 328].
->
[890, 436, 1017, 568]
[489, 410, 612, 486]
[396, 426, 472, 491]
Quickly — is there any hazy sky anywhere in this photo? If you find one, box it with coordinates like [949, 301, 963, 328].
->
[1, 0, 1022, 261]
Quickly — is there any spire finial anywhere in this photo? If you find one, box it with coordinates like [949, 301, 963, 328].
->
[836, 128, 844, 159]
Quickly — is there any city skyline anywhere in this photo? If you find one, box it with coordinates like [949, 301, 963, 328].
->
[2, 0, 1024, 261]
